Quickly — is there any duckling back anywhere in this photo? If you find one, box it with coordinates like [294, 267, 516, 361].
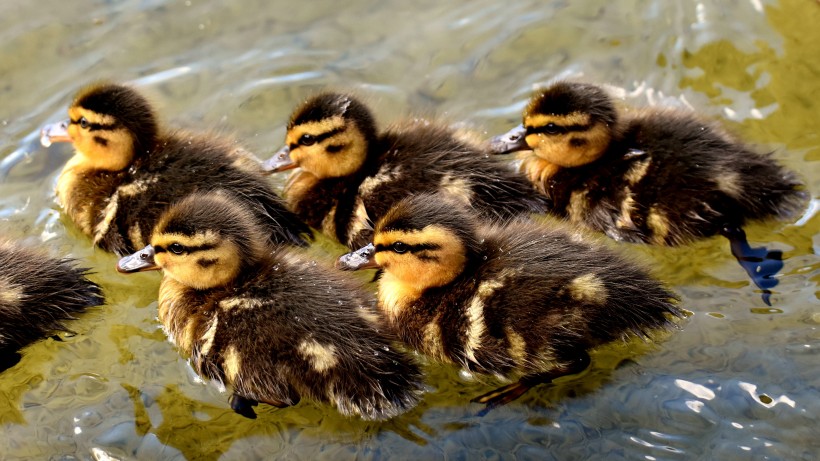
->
[370, 120, 549, 222]
[191, 255, 422, 420]
[547, 110, 805, 244]
[0, 240, 104, 369]
[109, 132, 310, 253]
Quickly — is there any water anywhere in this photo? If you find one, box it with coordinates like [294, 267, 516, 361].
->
[1, 0, 819, 459]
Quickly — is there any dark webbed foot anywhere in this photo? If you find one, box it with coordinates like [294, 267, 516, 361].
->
[229, 394, 259, 419]
[229, 393, 298, 419]
[471, 351, 591, 416]
[721, 226, 783, 306]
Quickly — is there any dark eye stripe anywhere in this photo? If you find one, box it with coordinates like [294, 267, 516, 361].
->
[71, 118, 119, 132]
[527, 123, 590, 135]
[154, 243, 217, 253]
[289, 126, 346, 150]
[374, 242, 441, 253]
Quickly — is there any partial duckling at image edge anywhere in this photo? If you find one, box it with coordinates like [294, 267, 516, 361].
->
[490, 81, 806, 304]
[0, 239, 104, 372]
[117, 191, 423, 420]
[263, 92, 549, 249]
[41, 82, 310, 255]
[338, 193, 683, 413]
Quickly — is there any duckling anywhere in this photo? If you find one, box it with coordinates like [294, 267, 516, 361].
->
[116, 191, 423, 420]
[0, 239, 104, 371]
[489, 81, 806, 303]
[338, 193, 682, 413]
[490, 81, 805, 244]
[41, 82, 310, 255]
[263, 92, 548, 249]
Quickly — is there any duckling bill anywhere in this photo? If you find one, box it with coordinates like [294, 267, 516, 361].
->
[489, 81, 806, 303]
[338, 193, 683, 413]
[41, 82, 310, 255]
[117, 191, 423, 420]
[1, 239, 104, 372]
[264, 92, 548, 249]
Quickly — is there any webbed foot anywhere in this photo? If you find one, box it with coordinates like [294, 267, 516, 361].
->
[229, 394, 259, 419]
[471, 351, 591, 416]
[721, 226, 783, 306]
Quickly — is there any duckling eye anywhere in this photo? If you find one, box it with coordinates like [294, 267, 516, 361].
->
[168, 243, 184, 255]
[78, 117, 89, 129]
[298, 134, 316, 146]
[543, 123, 560, 135]
[391, 242, 408, 254]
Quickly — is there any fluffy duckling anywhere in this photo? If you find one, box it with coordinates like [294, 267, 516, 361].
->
[1, 239, 104, 371]
[263, 92, 548, 249]
[490, 81, 806, 303]
[338, 193, 682, 412]
[117, 191, 423, 420]
[489, 81, 805, 243]
[41, 82, 310, 255]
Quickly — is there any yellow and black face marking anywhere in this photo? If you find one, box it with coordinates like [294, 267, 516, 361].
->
[42, 82, 159, 172]
[63, 106, 136, 171]
[516, 81, 620, 168]
[373, 225, 468, 292]
[150, 231, 242, 290]
[521, 111, 612, 168]
[282, 92, 378, 179]
[285, 115, 369, 178]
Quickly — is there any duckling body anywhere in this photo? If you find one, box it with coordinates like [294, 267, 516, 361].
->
[339, 194, 681, 410]
[265, 93, 548, 249]
[117, 192, 422, 420]
[0, 239, 104, 370]
[42, 83, 310, 255]
[490, 82, 805, 245]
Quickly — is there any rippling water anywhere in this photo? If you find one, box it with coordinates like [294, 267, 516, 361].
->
[1, 0, 819, 459]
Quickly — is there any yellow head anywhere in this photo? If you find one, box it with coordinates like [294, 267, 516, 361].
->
[43, 82, 158, 171]
[277, 93, 378, 178]
[118, 192, 266, 290]
[340, 194, 483, 294]
[490, 82, 618, 168]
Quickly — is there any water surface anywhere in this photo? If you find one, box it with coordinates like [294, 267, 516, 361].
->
[1, 0, 819, 459]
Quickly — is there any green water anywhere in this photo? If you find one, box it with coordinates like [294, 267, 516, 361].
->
[1, 0, 819, 459]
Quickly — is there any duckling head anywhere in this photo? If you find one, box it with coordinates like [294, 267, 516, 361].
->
[41, 82, 158, 171]
[490, 82, 618, 167]
[264, 93, 378, 178]
[339, 194, 483, 293]
[117, 192, 266, 290]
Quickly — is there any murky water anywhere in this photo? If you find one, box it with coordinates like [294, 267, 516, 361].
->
[1, 0, 819, 459]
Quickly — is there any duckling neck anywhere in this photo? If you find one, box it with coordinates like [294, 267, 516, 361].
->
[377, 250, 482, 326]
[377, 271, 425, 326]
[520, 155, 563, 191]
